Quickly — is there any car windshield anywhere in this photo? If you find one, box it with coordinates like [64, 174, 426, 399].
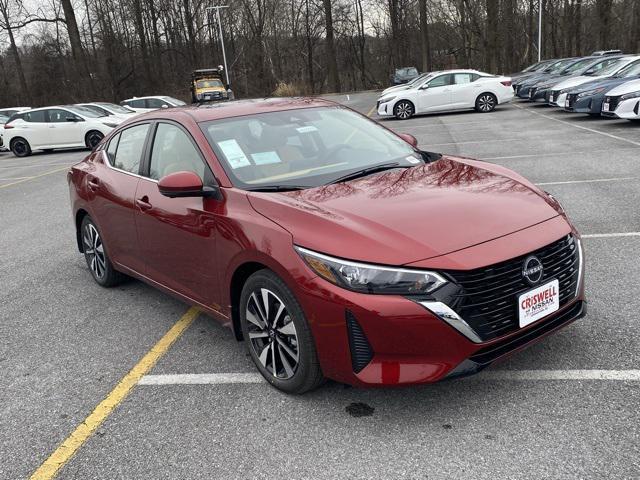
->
[560, 58, 595, 74]
[196, 79, 224, 89]
[201, 107, 421, 190]
[615, 61, 640, 78]
[544, 60, 570, 72]
[66, 106, 104, 118]
[397, 68, 418, 76]
[162, 96, 187, 106]
[97, 102, 135, 114]
[592, 59, 630, 77]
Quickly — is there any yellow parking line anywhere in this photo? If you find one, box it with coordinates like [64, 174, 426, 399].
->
[0, 166, 69, 189]
[30, 307, 200, 480]
[367, 105, 376, 117]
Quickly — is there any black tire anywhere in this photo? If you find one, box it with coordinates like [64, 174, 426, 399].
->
[80, 215, 125, 287]
[393, 100, 415, 120]
[240, 269, 324, 394]
[85, 130, 104, 149]
[475, 93, 498, 113]
[10, 137, 31, 157]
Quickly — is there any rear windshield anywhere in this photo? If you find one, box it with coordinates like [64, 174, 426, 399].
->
[161, 96, 187, 106]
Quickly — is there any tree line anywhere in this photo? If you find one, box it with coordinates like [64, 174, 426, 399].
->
[1, 0, 639, 106]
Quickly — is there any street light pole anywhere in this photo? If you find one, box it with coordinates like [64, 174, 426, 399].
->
[538, 0, 542, 62]
[206, 5, 230, 86]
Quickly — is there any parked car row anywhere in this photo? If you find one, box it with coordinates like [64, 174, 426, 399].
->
[512, 53, 640, 121]
[1, 95, 188, 157]
[376, 69, 514, 119]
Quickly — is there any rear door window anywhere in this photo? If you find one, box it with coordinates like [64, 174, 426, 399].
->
[23, 110, 46, 123]
[127, 99, 146, 109]
[48, 109, 80, 123]
[111, 124, 150, 174]
[146, 98, 169, 109]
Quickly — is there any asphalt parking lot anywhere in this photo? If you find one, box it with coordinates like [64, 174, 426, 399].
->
[2, 94, 639, 479]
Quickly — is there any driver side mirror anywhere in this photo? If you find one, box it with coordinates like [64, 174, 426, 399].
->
[158, 171, 219, 198]
[160, 104, 169, 109]
[398, 133, 418, 148]
[66, 116, 81, 122]
[419, 84, 429, 90]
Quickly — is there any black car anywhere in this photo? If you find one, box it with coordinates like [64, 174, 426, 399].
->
[390, 67, 420, 85]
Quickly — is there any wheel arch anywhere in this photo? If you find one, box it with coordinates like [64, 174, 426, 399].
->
[75, 208, 90, 252]
[228, 261, 271, 341]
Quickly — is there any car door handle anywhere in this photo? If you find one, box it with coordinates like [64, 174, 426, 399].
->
[88, 178, 100, 191]
[135, 196, 152, 210]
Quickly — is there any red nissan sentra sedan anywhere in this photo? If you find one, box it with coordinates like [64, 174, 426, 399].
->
[68, 98, 586, 393]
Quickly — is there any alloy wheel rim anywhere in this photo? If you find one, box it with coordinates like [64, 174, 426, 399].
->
[396, 102, 412, 119]
[246, 288, 299, 379]
[83, 223, 106, 279]
[14, 141, 26, 155]
[479, 95, 495, 111]
[88, 133, 103, 148]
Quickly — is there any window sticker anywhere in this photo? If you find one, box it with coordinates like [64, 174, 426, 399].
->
[251, 151, 282, 165]
[218, 139, 251, 169]
[296, 125, 318, 134]
[406, 155, 421, 164]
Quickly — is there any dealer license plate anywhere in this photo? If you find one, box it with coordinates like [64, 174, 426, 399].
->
[565, 99, 570, 108]
[603, 102, 609, 111]
[518, 279, 559, 328]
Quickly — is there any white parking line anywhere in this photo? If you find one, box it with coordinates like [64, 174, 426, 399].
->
[514, 104, 640, 147]
[482, 146, 640, 160]
[138, 370, 640, 385]
[425, 138, 522, 147]
[582, 232, 640, 238]
[536, 177, 637, 186]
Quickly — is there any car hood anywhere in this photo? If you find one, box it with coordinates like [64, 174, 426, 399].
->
[606, 78, 640, 95]
[570, 76, 636, 93]
[553, 75, 602, 91]
[247, 156, 560, 266]
[380, 84, 412, 96]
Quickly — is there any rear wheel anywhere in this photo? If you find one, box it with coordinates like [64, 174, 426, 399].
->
[10, 137, 31, 157]
[240, 269, 324, 394]
[80, 215, 125, 287]
[475, 93, 497, 113]
[393, 100, 415, 120]
[85, 130, 104, 149]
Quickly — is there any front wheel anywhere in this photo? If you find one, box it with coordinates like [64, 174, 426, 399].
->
[240, 270, 324, 394]
[475, 93, 497, 113]
[393, 100, 415, 120]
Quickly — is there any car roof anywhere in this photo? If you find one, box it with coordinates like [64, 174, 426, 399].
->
[123, 96, 171, 101]
[130, 97, 338, 123]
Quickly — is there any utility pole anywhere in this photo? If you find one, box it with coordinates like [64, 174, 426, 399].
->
[538, 0, 542, 61]
[206, 5, 230, 87]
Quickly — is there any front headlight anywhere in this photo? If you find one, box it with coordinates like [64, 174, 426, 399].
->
[378, 95, 396, 104]
[577, 87, 605, 98]
[295, 246, 447, 295]
[620, 91, 640, 101]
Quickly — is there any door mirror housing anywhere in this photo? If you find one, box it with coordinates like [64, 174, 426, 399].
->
[66, 116, 81, 122]
[160, 104, 169, 109]
[158, 171, 219, 198]
[419, 84, 429, 90]
[397, 133, 418, 148]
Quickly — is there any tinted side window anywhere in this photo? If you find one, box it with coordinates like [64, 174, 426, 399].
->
[146, 98, 169, 108]
[48, 109, 79, 123]
[148, 123, 207, 181]
[112, 124, 149, 174]
[23, 110, 46, 123]
[427, 74, 452, 88]
[127, 99, 146, 108]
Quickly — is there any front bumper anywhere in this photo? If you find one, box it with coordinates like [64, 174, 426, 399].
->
[602, 96, 640, 119]
[563, 93, 604, 114]
[297, 228, 586, 387]
[549, 91, 567, 107]
[376, 100, 394, 116]
[528, 87, 550, 102]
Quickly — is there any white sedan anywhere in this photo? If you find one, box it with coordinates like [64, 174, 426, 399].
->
[3, 106, 116, 157]
[120, 95, 187, 113]
[549, 56, 640, 107]
[76, 102, 139, 124]
[376, 69, 514, 119]
[601, 78, 640, 121]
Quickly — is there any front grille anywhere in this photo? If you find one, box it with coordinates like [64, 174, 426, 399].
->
[604, 95, 620, 111]
[566, 93, 577, 109]
[444, 235, 580, 341]
[346, 310, 374, 373]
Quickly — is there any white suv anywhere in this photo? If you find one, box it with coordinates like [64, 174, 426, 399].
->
[3, 106, 116, 157]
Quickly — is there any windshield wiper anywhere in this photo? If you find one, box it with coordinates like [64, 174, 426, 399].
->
[328, 162, 407, 185]
[245, 185, 309, 192]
